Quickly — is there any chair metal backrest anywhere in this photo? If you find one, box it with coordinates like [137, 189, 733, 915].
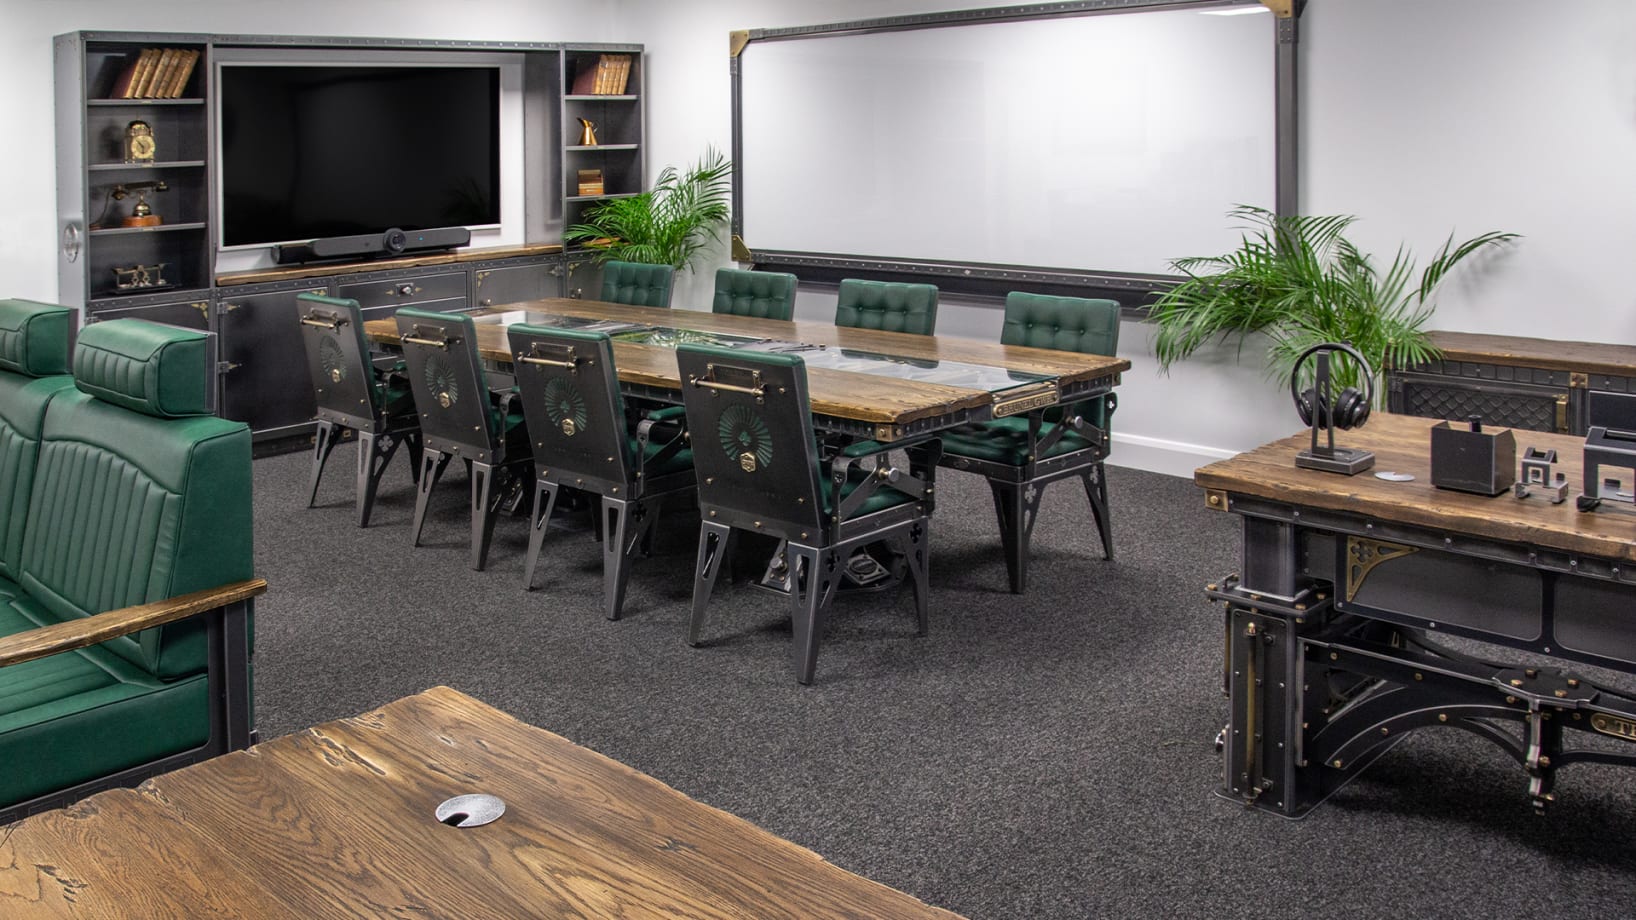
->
[394, 308, 500, 462]
[508, 324, 632, 495]
[297, 293, 380, 431]
[999, 292, 1120, 356]
[677, 343, 824, 541]
[834, 279, 939, 336]
[712, 268, 798, 321]
[600, 260, 675, 308]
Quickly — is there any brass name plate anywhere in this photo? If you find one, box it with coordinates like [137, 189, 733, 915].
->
[992, 381, 1059, 418]
[1591, 713, 1636, 743]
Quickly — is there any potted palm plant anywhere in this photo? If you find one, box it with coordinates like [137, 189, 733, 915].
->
[565, 147, 732, 271]
[1149, 205, 1517, 390]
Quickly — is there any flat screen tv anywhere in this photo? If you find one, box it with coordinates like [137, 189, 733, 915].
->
[218, 64, 500, 248]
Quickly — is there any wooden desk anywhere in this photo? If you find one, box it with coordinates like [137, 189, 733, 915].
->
[0, 687, 963, 919]
[1195, 414, 1636, 816]
[362, 300, 1129, 442]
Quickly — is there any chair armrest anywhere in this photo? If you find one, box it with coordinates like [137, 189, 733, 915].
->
[0, 578, 268, 669]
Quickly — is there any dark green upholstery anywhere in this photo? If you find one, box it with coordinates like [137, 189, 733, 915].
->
[938, 292, 1120, 593]
[600, 260, 675, 308]
[0, 301, 76, 582]
[0, 299, 72, 377]
[0, 319, 253, 814]
[834, 279, 939, 336]
[712, 268, 798, 321]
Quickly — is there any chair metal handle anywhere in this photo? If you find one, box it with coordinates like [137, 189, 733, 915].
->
[401, 326, 451, 350]
[300, 315, 344, 330]
[520, 355, 579, 370]
[690, 365, 764, 399]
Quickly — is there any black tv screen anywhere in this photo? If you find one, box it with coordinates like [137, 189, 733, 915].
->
[219, 64, 500, 247]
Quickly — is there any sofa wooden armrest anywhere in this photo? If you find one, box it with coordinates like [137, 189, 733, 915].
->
[0, 578, 267, 669]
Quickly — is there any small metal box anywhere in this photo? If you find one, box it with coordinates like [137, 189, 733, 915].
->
[1430, 418, 1516, 496]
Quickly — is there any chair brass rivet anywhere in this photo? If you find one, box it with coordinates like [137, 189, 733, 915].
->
[708, 510, 716, 517]
[1438, 713, 1447, 722]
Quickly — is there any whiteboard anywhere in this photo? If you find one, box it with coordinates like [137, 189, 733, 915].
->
[737, 5, 1278, 278]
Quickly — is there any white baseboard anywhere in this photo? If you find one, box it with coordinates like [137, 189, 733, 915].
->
[1106, 432, 1237, 479]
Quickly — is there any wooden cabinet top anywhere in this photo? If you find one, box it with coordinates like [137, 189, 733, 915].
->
[1425, 331, 1636, 378]
[216, 242, 564, 287]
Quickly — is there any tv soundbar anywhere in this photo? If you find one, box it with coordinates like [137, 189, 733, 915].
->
[273, 227, 471, 265]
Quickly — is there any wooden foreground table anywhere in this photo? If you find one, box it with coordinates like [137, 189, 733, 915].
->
[0, 687, 963, 919]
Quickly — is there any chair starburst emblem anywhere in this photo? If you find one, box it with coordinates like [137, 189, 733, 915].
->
[718, 404, 772, 472]
[425, 355, 459, 409]
[543, 376, 588, 436]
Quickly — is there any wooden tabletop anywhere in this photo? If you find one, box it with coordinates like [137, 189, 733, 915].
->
[1195, 413, 1636, 563]
[0, 687, 964, 919]
[363, 299, 1129, 432]
[1425, 331, 1636, 378]
[217, 242, 565, 287]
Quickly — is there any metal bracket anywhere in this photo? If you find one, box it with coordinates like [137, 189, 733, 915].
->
[1259, 0, 1295, 17]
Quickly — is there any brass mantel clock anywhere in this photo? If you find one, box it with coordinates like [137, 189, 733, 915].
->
[123, 120, 156, 163]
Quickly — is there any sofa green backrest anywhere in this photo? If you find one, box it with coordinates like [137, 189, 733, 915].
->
[0, 300, 75, 580]
[17, 319, 252, 680]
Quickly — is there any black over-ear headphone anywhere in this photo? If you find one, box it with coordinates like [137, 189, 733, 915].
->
[1290, 342, 1374, 431]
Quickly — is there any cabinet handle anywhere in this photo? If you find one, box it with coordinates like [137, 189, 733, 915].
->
[397, 283, 416, 297]
[62, 223, 82, 263]
[1556, 394, 1569, 433]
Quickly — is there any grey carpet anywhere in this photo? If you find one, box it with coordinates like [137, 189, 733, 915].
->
[252, 444, 1636, 919]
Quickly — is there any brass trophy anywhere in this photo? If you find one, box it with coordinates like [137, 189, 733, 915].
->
[577, 117, 598, 146]
[112, 180, 168, 228]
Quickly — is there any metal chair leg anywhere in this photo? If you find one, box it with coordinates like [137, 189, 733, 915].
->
[404, 431, 424, 485]
[411, 448, 449, 548]
[470, 460, 499, 571]
[603, 497, 644, 620]
[689, 521, 734, 646]
[989, 480, 1041, 594]
[788, 544, 839, 685]
[523, 479, 559, 590]
[1084, 462, 1114, 561]
[904, 520, 932, 636]
[355, 430, 404, 528]
[307, 420, 340, 508]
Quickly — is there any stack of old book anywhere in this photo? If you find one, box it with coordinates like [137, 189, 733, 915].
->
[569, 54, 633, 95]
[109, 48, 201, 99]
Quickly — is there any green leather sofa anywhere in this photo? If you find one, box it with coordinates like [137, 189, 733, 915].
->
[0, 310, 265, 823]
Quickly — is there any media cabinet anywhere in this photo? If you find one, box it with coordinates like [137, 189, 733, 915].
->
[53, 31, 640, 441]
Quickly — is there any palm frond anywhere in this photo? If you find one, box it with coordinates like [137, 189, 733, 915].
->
[565, 147, 734, 270]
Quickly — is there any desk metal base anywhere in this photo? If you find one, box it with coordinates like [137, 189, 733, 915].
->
[1208, 496, 1636, 817]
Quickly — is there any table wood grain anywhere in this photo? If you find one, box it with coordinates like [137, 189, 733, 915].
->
[1425, 331, 1636, 378]
[0, 687, 965, 920]
[363, 299, 1129, 431]
[1195, 413, 1636, 562]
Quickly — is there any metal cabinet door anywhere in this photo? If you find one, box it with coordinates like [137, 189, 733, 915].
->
[472, 263, 558, 308]
[218, 286, 332, 436]
[87, 298, 212, 330]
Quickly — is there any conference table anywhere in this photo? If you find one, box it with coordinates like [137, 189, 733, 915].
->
[1196, 414, 1636, 816]
[361, 298, 1129, 444]
[0, 687, 965, 918]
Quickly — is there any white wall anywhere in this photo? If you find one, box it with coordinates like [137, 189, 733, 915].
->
[10, 0, 1634, 478]
[625, 0, 1636, 476]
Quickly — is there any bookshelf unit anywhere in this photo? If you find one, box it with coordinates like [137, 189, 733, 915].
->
[559, 45, 644, 244]
[54, 32, 644, 443]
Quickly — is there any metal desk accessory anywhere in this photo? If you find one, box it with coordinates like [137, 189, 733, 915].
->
[1290, 342, 1375, 475]
[1577, 425, 1636, 512]
[1430, 416, 1515, 495]
[1513, 446, 1568, 503]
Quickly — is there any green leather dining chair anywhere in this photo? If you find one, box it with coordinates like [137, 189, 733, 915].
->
[296, 293, 420, 527]
[833, 279, 938, 336]
[600, 260, 675, 307]
[508, 324, 695, 619]
[678, 343, 940, 684]
[394, 308, 530, 570]
[712, 268, 798, 321]
[938, 292, 1120, 593]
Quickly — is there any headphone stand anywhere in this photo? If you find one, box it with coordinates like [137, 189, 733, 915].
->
[1294, 350, 1376, 475]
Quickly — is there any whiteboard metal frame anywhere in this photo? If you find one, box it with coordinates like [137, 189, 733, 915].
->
[729, 0, 1300, 303]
